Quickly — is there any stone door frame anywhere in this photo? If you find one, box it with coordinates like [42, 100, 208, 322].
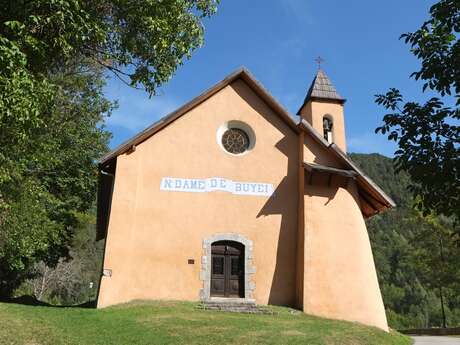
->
[200, 233, 255, 301]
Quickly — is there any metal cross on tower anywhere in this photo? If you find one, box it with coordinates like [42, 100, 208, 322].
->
[315, 56, 325, 69]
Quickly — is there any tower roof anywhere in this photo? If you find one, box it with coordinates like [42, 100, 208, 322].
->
[297, 69, 345, 114]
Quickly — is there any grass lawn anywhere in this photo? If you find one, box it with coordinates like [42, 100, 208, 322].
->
[0, 300, 411, 345]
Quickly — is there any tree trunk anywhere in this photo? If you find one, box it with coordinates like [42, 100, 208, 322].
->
[439, 286, 447, 328]
[37, 265, 48, 301]
[439, 237, 447, 328]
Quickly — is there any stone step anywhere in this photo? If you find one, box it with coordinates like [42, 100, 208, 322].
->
[202, 302, 256, 307]
[197, 300, 274, 314]
[201, 304, 259, 310]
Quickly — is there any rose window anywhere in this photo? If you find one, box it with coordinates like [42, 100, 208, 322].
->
[221, 128, 250, 154]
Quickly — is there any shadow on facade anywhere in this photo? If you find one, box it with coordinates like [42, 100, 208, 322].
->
[231, 81, 298, 307]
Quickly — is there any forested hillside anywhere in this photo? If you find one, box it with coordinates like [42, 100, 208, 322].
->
[351, 153, 460, 329]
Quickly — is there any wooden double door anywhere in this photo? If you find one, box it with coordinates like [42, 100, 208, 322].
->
[210, 241, 245, 298]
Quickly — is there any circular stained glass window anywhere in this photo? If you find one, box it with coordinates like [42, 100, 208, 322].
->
[221, 128, 250, 154]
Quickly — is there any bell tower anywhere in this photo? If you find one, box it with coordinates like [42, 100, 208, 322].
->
[297, 68, 347, 152]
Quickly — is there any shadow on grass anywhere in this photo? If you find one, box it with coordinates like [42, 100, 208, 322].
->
[0, 295, 96, 308]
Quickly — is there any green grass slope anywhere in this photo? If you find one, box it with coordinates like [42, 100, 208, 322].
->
[0, 301, 410, 345]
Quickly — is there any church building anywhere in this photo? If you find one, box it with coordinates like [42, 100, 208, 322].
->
[96, 67, 395, 331]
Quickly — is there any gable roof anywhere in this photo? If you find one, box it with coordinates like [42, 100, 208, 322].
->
[296, 69, 345, 115]
[98, 67, 395, 218]
[99, 67, 298, 165]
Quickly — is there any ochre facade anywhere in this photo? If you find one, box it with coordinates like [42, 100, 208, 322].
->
[96, 68, 393, 331]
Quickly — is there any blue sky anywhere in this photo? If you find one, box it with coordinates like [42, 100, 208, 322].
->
[104, 0, 436, 156]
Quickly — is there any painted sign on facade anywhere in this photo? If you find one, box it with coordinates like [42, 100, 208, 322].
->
[160, 177, 274, 197]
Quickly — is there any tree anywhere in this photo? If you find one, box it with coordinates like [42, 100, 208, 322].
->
[1, 0, 220, 179]
[1, 0, 219, 95]
[0, 0, 219, 295]
[0, 65, 112, 295]
[28, 211, 104, 305]
[375, 0, 459, 222]
[411, 213, 460, 328]
[352, 153, 460, 329]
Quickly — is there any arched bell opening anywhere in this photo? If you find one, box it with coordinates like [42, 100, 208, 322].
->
[323, 115, 334, 144]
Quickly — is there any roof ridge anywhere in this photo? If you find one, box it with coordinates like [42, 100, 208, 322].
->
[99, 67, 299, 164]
